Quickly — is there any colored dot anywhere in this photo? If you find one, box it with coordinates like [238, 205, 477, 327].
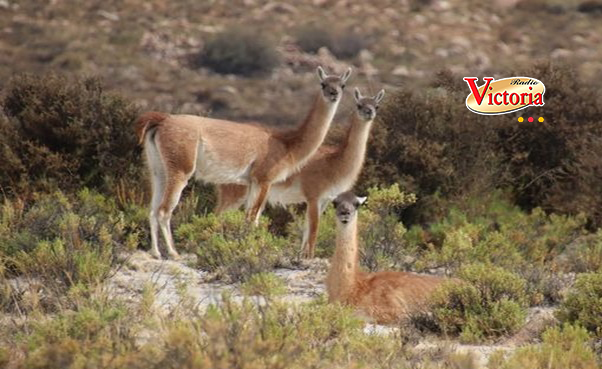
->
[528, 117, 534, 122]
[538, 117, 544, 122]
[518, 117, 524, 122]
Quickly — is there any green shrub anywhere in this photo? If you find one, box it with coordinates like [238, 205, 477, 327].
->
[177, 211, 290, 282]
[557, 272, 602, 337]
[198, 29, 280, 76]
[359, 184, 416, 271]
[16, 297, 142, 369]
[410, 191, 585, 275]
[431, 263, 528, 343]
[0, 190, 138, 298]
[1, 74, 140, 195]
[488, 324, 599, 369]
[6, 291, 492, 369]
[560, 230, 602, 273]
[11, 293, 407, 369]
[241, 272, 286, 300]
[287, 184, 416, 271]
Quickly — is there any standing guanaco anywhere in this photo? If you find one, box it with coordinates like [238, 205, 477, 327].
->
[135, 67, 351, 258]
[216, 88, 384, 258]
[326, 192, 447, 324]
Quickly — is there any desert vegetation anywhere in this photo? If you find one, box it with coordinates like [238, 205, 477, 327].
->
[1, 0, 602, 368]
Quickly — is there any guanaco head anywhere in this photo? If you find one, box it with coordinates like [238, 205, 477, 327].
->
[317, 66, 352, 103]
[353, 88, 385, 121]
[332, 191, 367, 225]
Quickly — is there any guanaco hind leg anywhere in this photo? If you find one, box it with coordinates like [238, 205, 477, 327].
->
[215, 184, 247, 215]
[148, 172, 165, 259]
[145, 137, 166, 259]
[157, 174, 190, 258]
[246, 182, 271, 226]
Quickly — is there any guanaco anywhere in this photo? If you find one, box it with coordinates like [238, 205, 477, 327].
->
[136, 66, 351, 259]
[215, 88, 385, 258]
[326, 192, 447, 324]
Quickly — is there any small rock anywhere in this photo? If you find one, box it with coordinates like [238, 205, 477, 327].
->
[494, 0, 522, 9]
[433, 0, 452, 12]
[358, 49, 374, 62]
[262, 2, 297, 14]
[579, 61, 602, 81]
[572, 35, 586, 44]
[413, 14, 427, 25]
[97, 10, 119, 21]
[412, 33, 429, 44]
[435, 48, 449, 58]
[216, 85, 239, 95]
[451, 36, 471, 49]
[361, 62, 378, 77]
[198, 25, 221, 33]
[469, 52, 491, 70]
[550, 48, 572, 59]
[392, 65, 410, 77]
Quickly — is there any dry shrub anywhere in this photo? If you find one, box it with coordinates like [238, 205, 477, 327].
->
[1, 73, 140, 195]
[362, 62, 602, 227]
[197, 29, 280, 76]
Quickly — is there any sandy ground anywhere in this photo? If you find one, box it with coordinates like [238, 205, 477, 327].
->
[105, 251, 558, 368]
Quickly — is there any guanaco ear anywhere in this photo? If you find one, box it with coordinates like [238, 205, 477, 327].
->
[341, 67, 352, 84]
[354, 87, 362, 102]
[375, 89, 386, 104]
[356, 196, 367, 206]
[317, 66, 327, 82]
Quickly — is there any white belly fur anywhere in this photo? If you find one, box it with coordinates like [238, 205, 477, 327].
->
[267, 180, 305, 206]
[323, 175, 357, 201]
[194, 142, 254, 184]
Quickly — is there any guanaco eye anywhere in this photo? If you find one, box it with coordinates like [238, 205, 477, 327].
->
[375, 106, 379, 110]
[341, 84, 346, 89]
[357, 104, 362, 109]
[321, 83, 326, 89]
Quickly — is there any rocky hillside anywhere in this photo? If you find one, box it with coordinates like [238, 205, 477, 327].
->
[1, 0, 600, 126]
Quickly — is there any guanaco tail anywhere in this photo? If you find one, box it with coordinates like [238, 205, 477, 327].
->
[135, 66, 351, 258]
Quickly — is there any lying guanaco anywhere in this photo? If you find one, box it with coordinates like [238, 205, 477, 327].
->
[216, 88, 384, 258]
[326, 192, 447, 324]
[135, 66, 351, 258]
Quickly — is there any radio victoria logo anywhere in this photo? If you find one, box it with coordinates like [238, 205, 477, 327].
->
[463, 77, 545, 115]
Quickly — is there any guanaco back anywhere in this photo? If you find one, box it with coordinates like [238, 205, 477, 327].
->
[135, 66, 351, 258]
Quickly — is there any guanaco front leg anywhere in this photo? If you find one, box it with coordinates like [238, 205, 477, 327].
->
[302, 199, 321, 258]
[215, 184, 247, 215]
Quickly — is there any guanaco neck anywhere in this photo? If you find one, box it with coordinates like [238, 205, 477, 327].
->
[327, 215, 360, 302]
[335, 113, 373, 177]
[283, 93, 338, 161]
